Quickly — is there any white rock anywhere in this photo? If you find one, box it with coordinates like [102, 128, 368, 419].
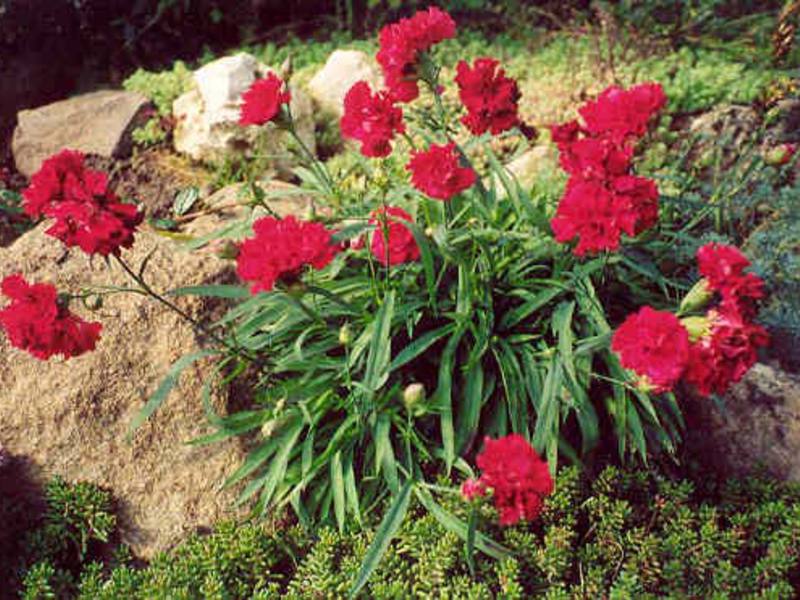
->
[173, 52, 315, 168]
[307, 50, 382, 118]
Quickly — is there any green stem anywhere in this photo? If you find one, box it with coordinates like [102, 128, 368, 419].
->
[113, 255, 261, 365]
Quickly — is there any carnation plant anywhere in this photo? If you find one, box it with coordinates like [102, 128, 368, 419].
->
[0, 6, 772, 595]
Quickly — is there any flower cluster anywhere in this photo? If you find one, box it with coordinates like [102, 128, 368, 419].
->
[461, 434, 553, 526]
[239, 72, 291, 126]
[236, 216, 341, 294]
[22, 149, 142, 256]
[550, 83, 666, 255]
[376, 6, 456, 102]
[455, 57, 522, 136]
[406, 142, 476, 200]
[340, 81, 405, 158]
[0, 274, 102, 360]
[612, 242, 768, 395]
[684, 243, 769, 396]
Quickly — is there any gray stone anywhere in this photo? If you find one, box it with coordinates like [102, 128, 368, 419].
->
[12, 90, 151, 177]
[688, 363, 800, 481]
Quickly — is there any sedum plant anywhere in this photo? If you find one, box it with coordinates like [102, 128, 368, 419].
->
[0, 5, 772, 593]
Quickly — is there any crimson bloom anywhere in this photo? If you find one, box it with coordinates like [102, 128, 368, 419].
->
[406, 142, 476, 200]
[611, 306, 690, 392]
[239, 73, 291, 126]
[550, 180, 636, 255]
[369, 206, 420, 266]
[0, 274, 102, 360]
[471, 434, 554, 526]
[376, 6, 456, 102]
[578, 82, 667, 143]
[696, 243, 765, 319]
[21, 149, 142, 256]
[684, 307, 769, 397]
[340, 81, 405, 158]
[236, 216, 340, 294]
[455, 57, 521, 135]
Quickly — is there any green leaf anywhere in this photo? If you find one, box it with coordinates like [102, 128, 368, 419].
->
[173, 186, 200, 216]
[331, 450, 346, 532]
[414, 486, 512, 560]
[436, 326, 465, 471]
[348, 480, 412, 598]
[362, 291, 395, 395]
[168, 284, 251, 298]
[389, 323, 455, 371]
[129, 350, 217, 435]
[455, 361, 484, 453]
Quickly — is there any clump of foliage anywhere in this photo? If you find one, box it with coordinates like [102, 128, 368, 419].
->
[123, 61, 194, 147]
[16, 468, 799, 598]
[16, 477, 116, 598]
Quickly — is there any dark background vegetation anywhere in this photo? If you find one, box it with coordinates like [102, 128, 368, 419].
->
[0, 0, 790, 161]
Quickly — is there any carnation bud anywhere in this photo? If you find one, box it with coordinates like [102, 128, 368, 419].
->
[680, 315, 712, 342]
[286, 280, 307, 298]
[678, 278, 713, 314]
[764, 143, 797, 167]
[261, 419, 278, 438]
[85, 294, 104, 311]
[403, 382, 425, 411]
[424, 226, 434, 237]
[338, 323, 352, 346]
[216, 240, 240, 260]
[460, 478, 486, 501]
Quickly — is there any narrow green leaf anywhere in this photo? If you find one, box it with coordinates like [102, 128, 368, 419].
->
[331, 451, 346, 532]
[129, 350, 217, 435]
[362, 291, 395, 394]
[348, 480, 412, 598]
[389, 324, 455, 371]
[414, 487, 512, 560]
[168, 284, 251, 298]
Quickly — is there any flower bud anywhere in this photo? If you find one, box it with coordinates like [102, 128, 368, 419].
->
[338, 323, 352, 346]
[764, 143, 797, 167]
[424, 226, 434, 237]
[403, 382, 425, 411]
[85, 295, 104, 311]
[680, 315, 712, 342]
[261, 419, 278, 438]
[460, 478, 486, 501]
[679, 278, 713, 314]
[216, 240, 240, 260]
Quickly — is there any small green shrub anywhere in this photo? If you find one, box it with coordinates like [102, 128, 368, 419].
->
[23, 467, 796, 598]
[17, 478, 117, 598]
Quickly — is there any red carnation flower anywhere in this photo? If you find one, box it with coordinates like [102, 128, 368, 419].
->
[236, 216, 340, 294]
[340, 81, 405, 158]
[369, 206, 420, 266]
[696, 243, 765, 319]
[0, 274, 102, 360]
[612, 306, 690, 392]
[22, 149, 86, 218]
[557, 137, 634, 181]
[376, 6, 456, 102]
[21, 150, 142, 256]
[611, 175, 659, 235]
[239, 73, 291, 126]
[473, 434, 553, 526]
[550, 180, 636, 255]
[578, 82, 666, 144]
[684, 308, 769, 397]
[406, 142, 476, 200]
[455, 57, 521, 135]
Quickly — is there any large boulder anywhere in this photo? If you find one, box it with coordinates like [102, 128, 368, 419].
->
[12, 90, 151, 177]
[687, 363, 800, 481]
[307, 50, 382, 118]
[173, 53, 315, 169]
[0, 198, 308, 556]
